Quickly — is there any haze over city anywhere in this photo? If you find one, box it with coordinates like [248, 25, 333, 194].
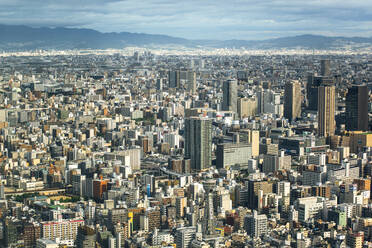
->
[1, 0, 372, 39]
[0, 1, 371, 248]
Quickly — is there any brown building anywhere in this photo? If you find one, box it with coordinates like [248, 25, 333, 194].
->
[354, 178, 371, 191]
[318, 82, 335, 137]
[284, 80, 302, 121]
[93, 178, 109, 200]
[346, 232, 363, 248]
[147, 209, 161, 231]
[23, 223, 41, 248]
[247, 180, 274, 209]
[346, 85, 369, 131]
[312, 186, 331, 198]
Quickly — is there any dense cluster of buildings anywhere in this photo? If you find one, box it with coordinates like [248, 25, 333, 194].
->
[0, 51, 370, 248]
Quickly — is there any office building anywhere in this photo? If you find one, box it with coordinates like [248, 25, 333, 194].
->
[156, 78, 163, 91]
[244, 210, 268, 237]
[307, 74, 334, 111]
[328, 209, 346, 227]
[216, 142, 252, 169]
[169, 70, 180, 88]
[321, 59, 331, 76]
[203, 191, 216, 236]
[284, 80, 301, 121]
[175, 226, 196, 248]
[345, 85, 369, 131]
[239, 129, 260, 158]
[318, 82, 335, 137]
[237, 97, 257, 118]
[186, 70, 196, 94]
[76, 226, 96, 248]
[346, 232, 364, 248]
[222, 79, 238, 113]
[184, 117, 212, 171]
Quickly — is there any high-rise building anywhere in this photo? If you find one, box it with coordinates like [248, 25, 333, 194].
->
[156, 78, 163, 91]
[346, 232, 364, 248]
[237, 97, 257, 118]
[75, 226, 96, 248]
[216, 143, 252, 169]
[186, 71, 196, 94]
[222, 79, 238, 113]
[202, 191, 216, 236]
[321, 59, 331, 76]
[175, 226, 196, 248]
[176, 197, 187, 217]
[345, 85, 369, 131]
[306, 73, 334, 111]
[239, 129, 260, 158]
[318, 82, 335, 137]
[24, 223, 41, 248]
[184, 117, 212, 171]
[41, 218, 84, 246]
[244, 210, 268, 237]
[169, 70, 180, 88]
[284, 80, 302, 121]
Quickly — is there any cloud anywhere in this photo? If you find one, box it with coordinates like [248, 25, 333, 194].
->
[0, 0, 371, 39]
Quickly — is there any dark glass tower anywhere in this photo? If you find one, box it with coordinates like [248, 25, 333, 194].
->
[345, 85, 369, 131]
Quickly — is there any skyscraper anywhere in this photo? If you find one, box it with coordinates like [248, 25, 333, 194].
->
[203, 191, 216, 236]
[321, 59, 331, 76]
[156, 78, 163, 91]
[306, 73, 333, 111]
[237, 97, 257, 118]
[318, 82, 336, 137]
[345, 85, 369, 131]
[222, 79, 238, 113]
[284, 80, 302, 121]
[186, 70, 196, 94]
[184, 117, 212, 171]
[169, 70, 180, 88]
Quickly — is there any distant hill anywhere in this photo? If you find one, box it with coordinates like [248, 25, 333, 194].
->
[0, 24, 371, 51]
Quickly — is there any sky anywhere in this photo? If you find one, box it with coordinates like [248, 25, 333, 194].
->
[0, 0, 371, 40]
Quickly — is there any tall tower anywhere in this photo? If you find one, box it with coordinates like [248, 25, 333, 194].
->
[222, 79, 238, 113]
[168, 70, 180, 88]
[184, 117, 212, 171]
[321, 59, 331, 76]
[186, 70, 196, 94]
[346, 85, 369, 131]
[203, 191, 216, 236]
[284, 80, 302, 121]
[318, 82, 336, 137]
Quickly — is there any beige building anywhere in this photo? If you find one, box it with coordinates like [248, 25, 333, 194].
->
[349, 131, 372, 153]
[237, 97, 257, 118]
[239, 129, 260, 158]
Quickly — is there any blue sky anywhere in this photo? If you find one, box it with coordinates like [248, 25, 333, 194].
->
[0, 0, 371, 39]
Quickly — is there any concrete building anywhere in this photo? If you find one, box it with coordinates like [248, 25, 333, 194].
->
[318, 82, 335, 137]
[222, 79, 238, 113]
[244, 210, 268, 237]
[237, 97, 257, 118]
[184, 117, 212, 171]
[216, 142, 252, 168]
[284, 80, 302, 121]
[175, 226, 196, 248]
[345, 85, 369, 131]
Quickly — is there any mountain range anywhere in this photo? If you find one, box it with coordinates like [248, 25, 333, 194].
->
[0, 24, 372, 51]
